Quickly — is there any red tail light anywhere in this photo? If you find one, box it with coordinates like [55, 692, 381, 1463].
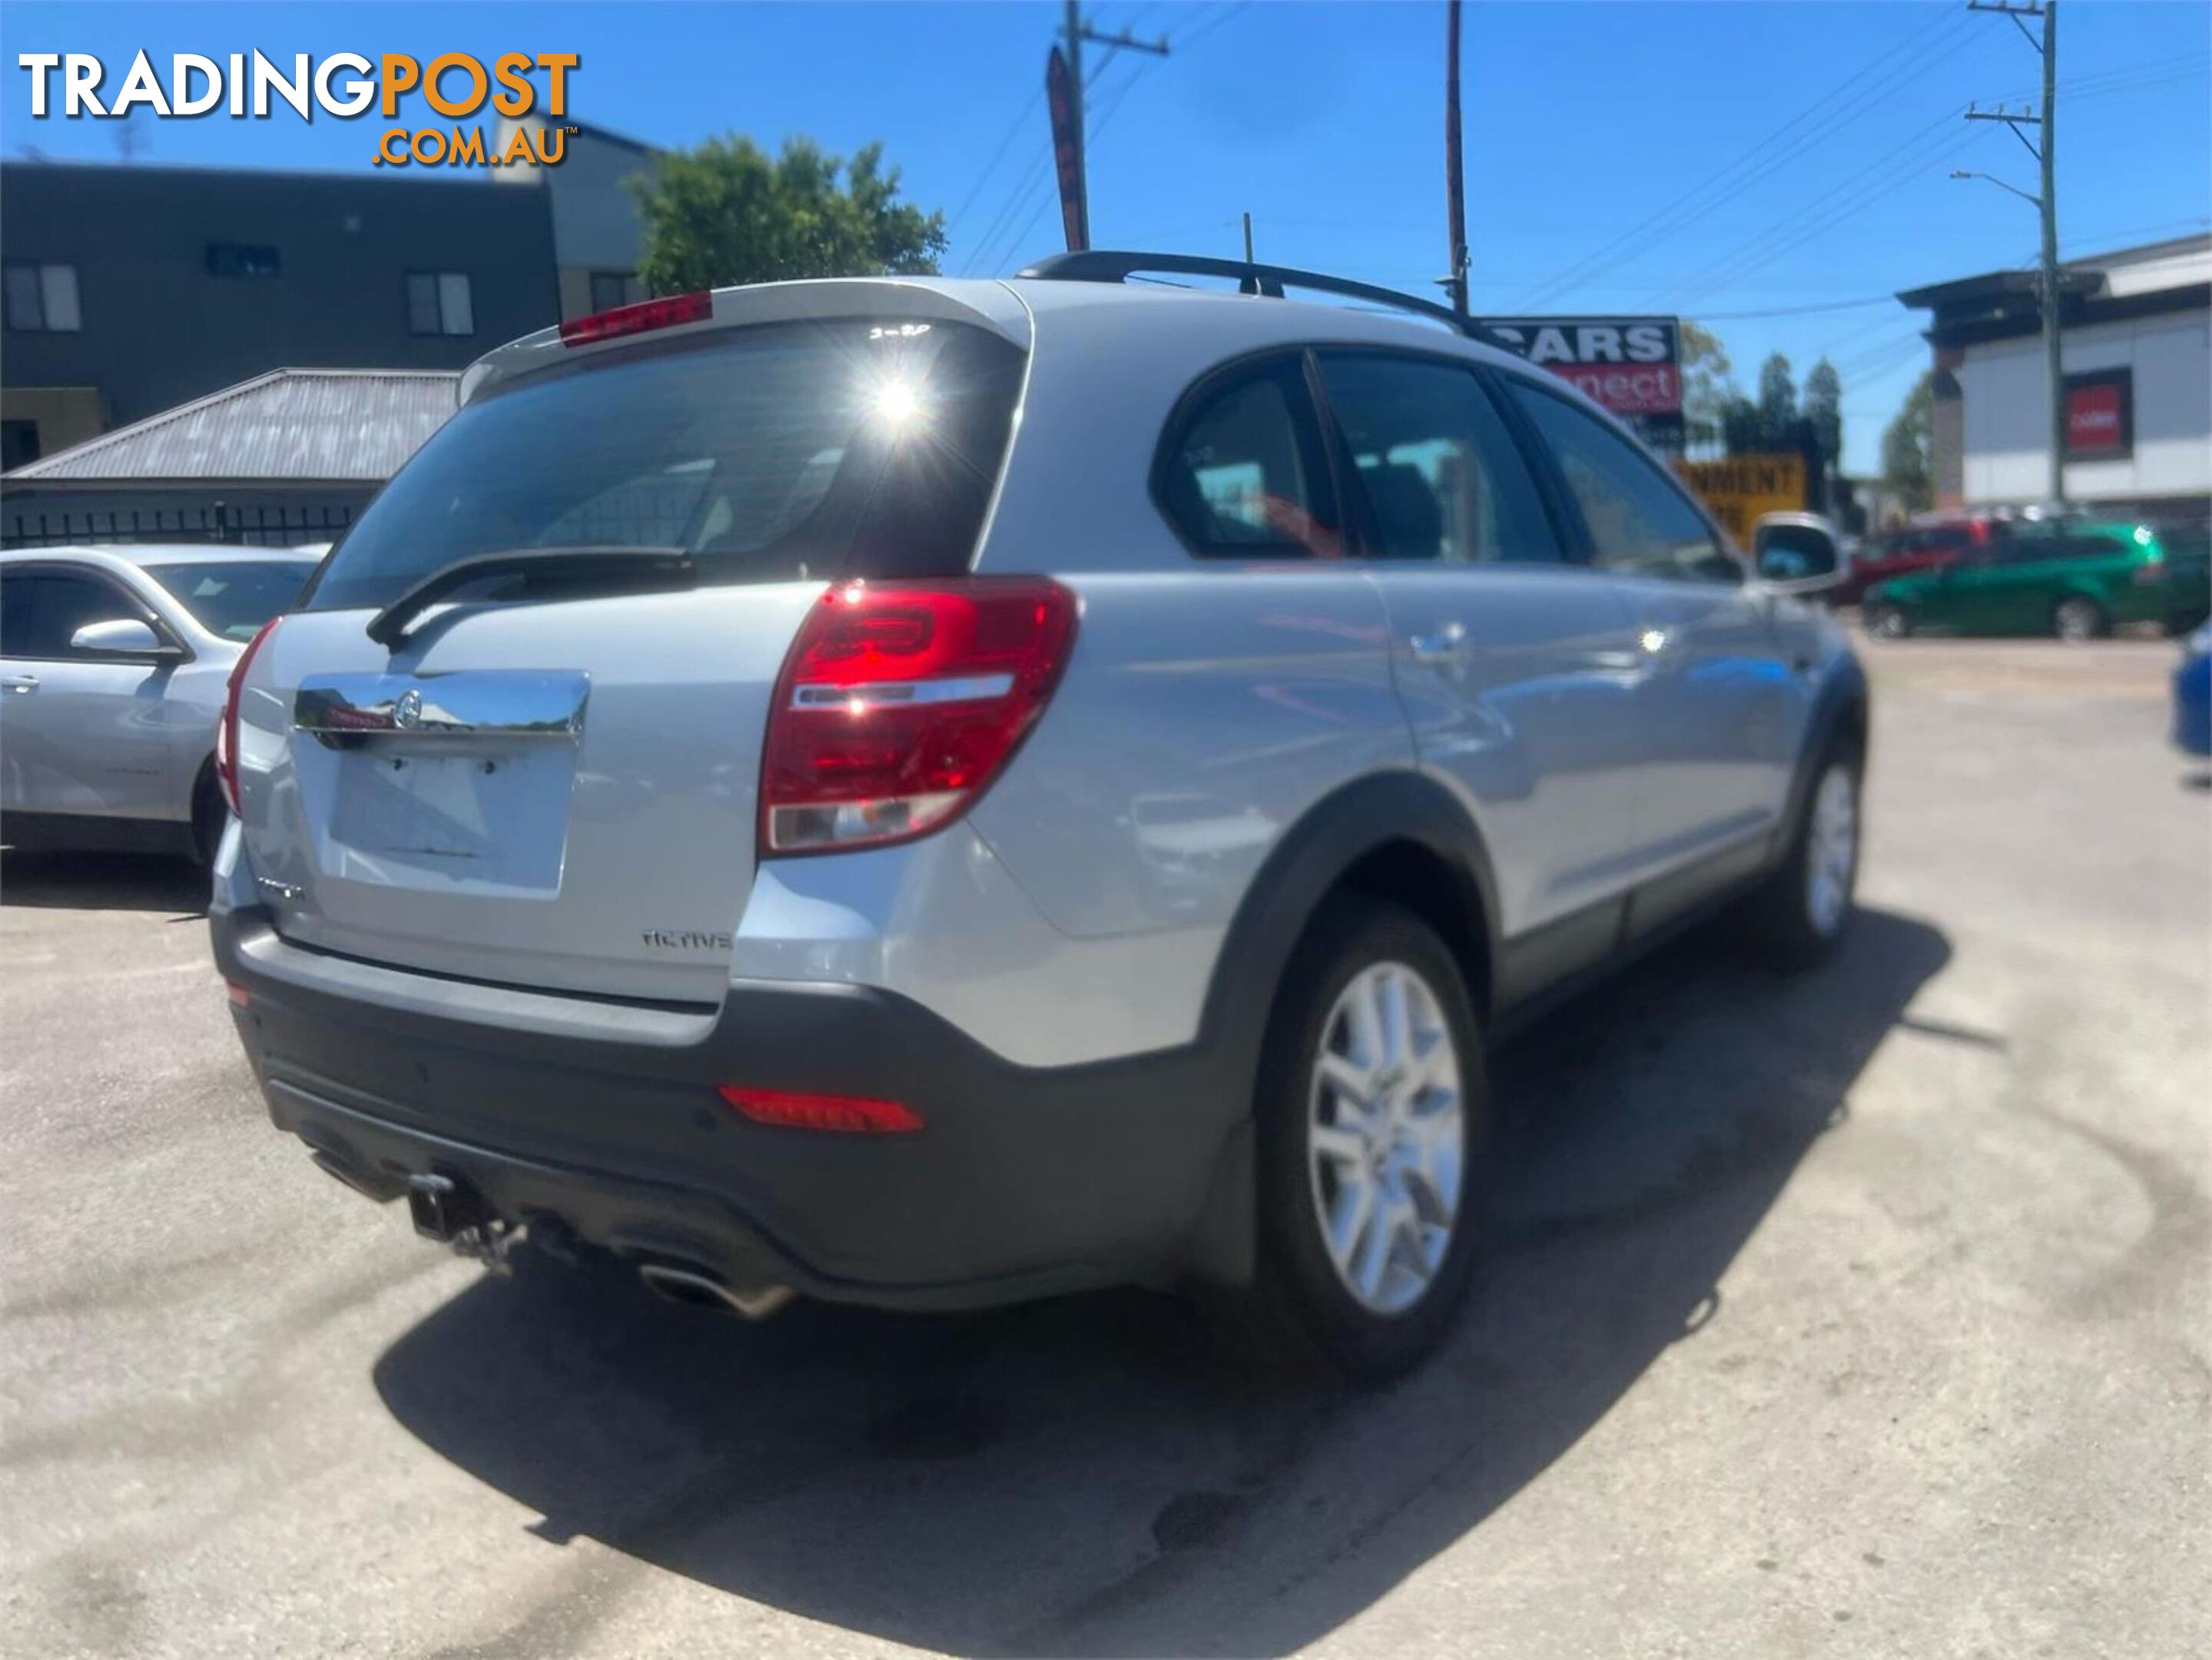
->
[216, 616, 281, 818]
[761, 579, 1078, 855]
[717, 1086, 924, 1134]
[558, 290, 713, 347]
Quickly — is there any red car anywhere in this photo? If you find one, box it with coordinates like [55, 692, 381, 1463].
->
[1836, 517, 1994, 606]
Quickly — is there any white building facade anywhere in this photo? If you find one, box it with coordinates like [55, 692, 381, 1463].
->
[1899, 234, 2211, 520]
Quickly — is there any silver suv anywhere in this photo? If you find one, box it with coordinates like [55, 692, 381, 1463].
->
[213, 256, 1865, 1377]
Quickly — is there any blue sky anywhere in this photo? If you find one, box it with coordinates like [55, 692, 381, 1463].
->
[6, 2, 2208, 472]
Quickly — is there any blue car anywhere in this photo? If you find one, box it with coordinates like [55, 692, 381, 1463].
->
[2176, 622, 2212, 757]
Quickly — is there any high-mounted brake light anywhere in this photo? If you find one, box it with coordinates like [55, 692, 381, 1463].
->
[558, 290, 713, 347]
[717, 1086, 925, 1134]
[216, 616, 282, 818]
[761, 579, 1079, 855]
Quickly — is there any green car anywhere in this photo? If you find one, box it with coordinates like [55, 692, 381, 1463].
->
[1865, 520, 2211, 642]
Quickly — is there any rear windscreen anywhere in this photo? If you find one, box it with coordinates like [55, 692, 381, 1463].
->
[307, 318, 1026, 612]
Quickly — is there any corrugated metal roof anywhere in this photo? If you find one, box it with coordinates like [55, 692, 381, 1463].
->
[5, 368, 459, 483]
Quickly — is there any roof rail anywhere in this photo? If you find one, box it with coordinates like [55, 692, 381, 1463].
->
[1016, 250, 1484, 342]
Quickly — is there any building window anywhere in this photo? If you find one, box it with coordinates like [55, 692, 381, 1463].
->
[207, 243, 281, 278]
[589, 271, 646, 313]
[406, 271, 474, 337]
[2, 420, 39, 471]
[4, 263, 82, 333]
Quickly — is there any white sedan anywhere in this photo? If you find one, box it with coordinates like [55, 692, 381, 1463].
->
[1, 544, 321, 862]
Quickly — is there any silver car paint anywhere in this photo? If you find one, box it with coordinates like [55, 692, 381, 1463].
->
[0, 546, 313, 825]
[223, 277, 1849, 1067]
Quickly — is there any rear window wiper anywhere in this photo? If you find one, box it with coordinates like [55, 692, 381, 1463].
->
[364, 546, 695, 648]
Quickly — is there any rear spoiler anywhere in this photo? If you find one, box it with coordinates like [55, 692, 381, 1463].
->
[459, 277, 1033, 404]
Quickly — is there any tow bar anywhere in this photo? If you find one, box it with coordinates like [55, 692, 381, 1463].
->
[406, 1172, 514, 1273]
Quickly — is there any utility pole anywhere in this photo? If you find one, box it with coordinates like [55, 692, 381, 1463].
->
[1965, 0, 2061, 506]
[1443, 0, 1469, 315]
[1062, 4, 1169, 243]
[1242, 211, 1255, 265]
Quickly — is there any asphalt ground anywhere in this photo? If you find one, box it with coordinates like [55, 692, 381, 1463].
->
[3, 629, 2205, 1658]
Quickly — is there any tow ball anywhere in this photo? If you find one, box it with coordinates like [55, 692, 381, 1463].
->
[406, 1172, 514, 1273]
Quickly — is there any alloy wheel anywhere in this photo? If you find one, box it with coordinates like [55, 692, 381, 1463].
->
[1806, 763, 1858, 938]
[1306, 961, 1465, 1316]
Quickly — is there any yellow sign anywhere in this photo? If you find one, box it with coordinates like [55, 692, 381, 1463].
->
[1676, 453, 1806, 545]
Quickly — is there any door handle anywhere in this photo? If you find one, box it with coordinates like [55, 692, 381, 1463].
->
[0, 675, 38, 695]
[1407, 622, 1468, 664]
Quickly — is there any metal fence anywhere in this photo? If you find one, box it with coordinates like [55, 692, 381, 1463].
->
[0, 499, 357, 549]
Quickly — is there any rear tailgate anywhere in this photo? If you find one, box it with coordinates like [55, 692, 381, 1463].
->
[239, 586, 820, 1004]
[231, 281, 1029, 1005]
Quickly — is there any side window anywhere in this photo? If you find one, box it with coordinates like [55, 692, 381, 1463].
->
[1315, 353, 1558, 563]
[1158, 357, 1345, 559]
[1508, 380, 1738, 582]
[1, 570, 141, 658]
[0, 571, 41, 656]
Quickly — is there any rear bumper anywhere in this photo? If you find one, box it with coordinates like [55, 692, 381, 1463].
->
[213, 906, 1241, 1310]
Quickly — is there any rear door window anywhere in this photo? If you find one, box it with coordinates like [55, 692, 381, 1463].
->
[1156, 355, 1346, 559]
[1505, 379, 1739, 583]
[1313, 352, 1560, 563]
[306, 319, 1026, 612]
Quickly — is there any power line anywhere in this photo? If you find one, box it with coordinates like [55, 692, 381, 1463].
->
[1663, 112, 1991, 310]
[1507, 5, 1974, 312]
[944, 89, 1044, 240]
[995, 54, 1156, 271]
[1694, 294, 1901, 320]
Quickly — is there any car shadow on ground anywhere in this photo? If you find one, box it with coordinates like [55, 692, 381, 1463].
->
[373, 907, 1949, 1656]
[0, 848, 208, 918]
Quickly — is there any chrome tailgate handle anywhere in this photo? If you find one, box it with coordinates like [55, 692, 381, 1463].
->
[294, 671, 590, 745]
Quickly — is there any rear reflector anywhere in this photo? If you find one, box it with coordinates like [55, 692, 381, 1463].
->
[716, 1086, 924, 1134]
[559, 290, 713, 346]
[225, 981, 250, 1008]
[761, 579, 1078, 855]
[217, 616, 282, 818]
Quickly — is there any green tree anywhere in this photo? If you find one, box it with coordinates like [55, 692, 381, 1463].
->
[632, 135, 947, 294]
[1881, 369, 1935, 512]
[1756, 352, 1799, 439]
[1802, 357, 1842, 473]
[1680, 320, 1739, 454]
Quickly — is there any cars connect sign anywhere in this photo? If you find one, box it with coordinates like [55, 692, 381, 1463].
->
[1473, 316, 1683, 434]
[15, 50, 580, 169]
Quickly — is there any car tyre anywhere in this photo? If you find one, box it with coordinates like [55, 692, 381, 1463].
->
[1226, 895, 1487, 1383]
[1865, 603, 1914, 641]
[2053, 595, 2108, 642]
[1740, 744, 1862, 970]
[191, 767, 228, 869]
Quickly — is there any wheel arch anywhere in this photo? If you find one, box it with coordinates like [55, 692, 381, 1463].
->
[1782, 652, 1869, 838]
[1199, 768, 1501, 1056]
[1180, 767, 1501, 1290]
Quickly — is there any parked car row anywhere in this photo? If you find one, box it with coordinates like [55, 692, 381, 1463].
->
[1859, 516, 2210, 642]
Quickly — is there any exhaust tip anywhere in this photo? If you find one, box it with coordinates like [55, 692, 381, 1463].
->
[636, 1260, 794, 1321]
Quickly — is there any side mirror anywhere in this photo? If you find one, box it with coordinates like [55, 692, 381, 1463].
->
[1751, 516, 1844, 595]
[69, 618, 181, 659]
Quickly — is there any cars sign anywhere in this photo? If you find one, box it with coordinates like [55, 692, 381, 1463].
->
[1474, 315, 1683, 447]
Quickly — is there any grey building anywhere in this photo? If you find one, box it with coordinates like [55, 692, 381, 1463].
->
[2, 367, 457, 549]
[493, 119, 661, 321]
[1, 161, 559, 465]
